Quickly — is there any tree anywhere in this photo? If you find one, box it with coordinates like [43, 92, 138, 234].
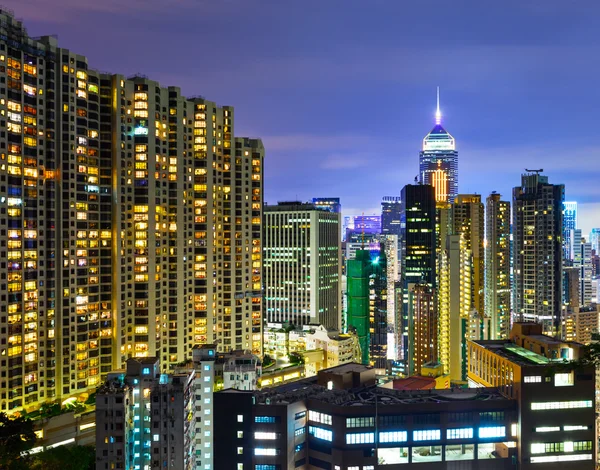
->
[288, 352, 304, 365]
[0, 413, 36, 469]
[31, 445, 95, 470]
[262, 354, 274, 367]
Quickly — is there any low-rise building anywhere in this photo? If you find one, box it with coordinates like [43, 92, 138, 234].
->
[468, 323, 595, 469]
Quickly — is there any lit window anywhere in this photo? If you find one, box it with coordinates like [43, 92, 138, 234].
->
[478, 426, 506, 439]
[254, 448, 279, 456]
[237, 447, 243, 454]
[309, 426, 332, 442]
[447, 428, 473, 439]
[535, 427, 560, 433]
[524, 376, 542, 383]
[413, 430, 441, 441]
[346, 433, 375, 445]
[531, 401, 592, 411]
[254, 432, 277, 440]
[554, 373, 574, 387]
[563, 425, 588, 431]
[308, 410, 332, 425]
[379, 431, 407, 443]
[254, 416, 277, 423]
[346, 417, 375, 428]
[530, 454, 593, 463]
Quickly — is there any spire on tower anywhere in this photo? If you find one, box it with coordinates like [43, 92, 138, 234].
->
[435, 86, 441, 125]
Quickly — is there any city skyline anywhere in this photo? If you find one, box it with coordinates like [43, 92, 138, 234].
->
[13, 0, 600, 234]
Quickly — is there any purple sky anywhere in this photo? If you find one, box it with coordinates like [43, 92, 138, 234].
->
[11, 0, 600, 234]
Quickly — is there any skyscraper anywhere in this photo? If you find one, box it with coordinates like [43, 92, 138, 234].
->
[400, 184, 436, 360]
[484, 192, 511, 339]
[0, 9, 263, 414]
[263, 202, 342, 329]
[346, 249, 371, 365]
[407, 283, 437, 376]
[512, 172, 564, 335]
[312, 197, 341, 213]
[452, 194, 485, 317]
[381, 196, 402, 237]
[419, 88, 458, 204]
[563, 201, 578, 260]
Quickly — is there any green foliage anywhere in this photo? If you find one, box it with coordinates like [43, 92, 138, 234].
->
[262, 354, 274, 367]
[288, 352, 304, 365]
[0, 412, 36, 469]
[30, 445, 95, 470]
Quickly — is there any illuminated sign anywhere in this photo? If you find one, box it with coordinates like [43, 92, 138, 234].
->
[134, 127, 148, 135]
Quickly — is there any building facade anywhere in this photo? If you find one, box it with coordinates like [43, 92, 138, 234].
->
[485, 192, 511, 339]
[563, 201, 578, 260]
[512, 172, 564, 335]
[263, 202, 341, 329]
[407, 283, 437, 376]
[0, 10, 263, 414]
[381, 196, 402, 237]
[96, 358, 196, 470]
[419, 92, 458, 204]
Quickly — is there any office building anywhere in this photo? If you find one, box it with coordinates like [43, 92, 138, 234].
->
[453, 194, 485, 318]
[512, 172, 564, 335]
[438, 234, 472, 381]
[381, 196, 402, 237]
[570, 228, 583, 265]
[589, 228, 600, 255]
[400, 184, 436, 361]
[96, 358, 196, 470]
[563, 264, 581, 312]
[468, 323, 595, 469]
[0, 9, 264, 414]
[485, 192, 511, 339]
[346, 249, 371, 364]
[563, 306, 600, 344]
[563, 201, 578, 260]
[419, 89, 458, 204]
[214, 363, 525, 470]
[407, 283, 437, 376]
[368, 244, 389, 370]
[312, 197, 341, 213]
[264, 202, 341, 329]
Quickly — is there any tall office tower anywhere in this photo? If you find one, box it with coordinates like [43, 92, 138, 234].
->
[95, 358, 196, 470]
[407, 283, 437, 376]
[590, 228, 600, 254]
[400, 184, 436, 360]
[346, 249, 371, 364]
[264, 202, 341, 329]
[580, 240, 593, 306]
[512, 172, 564, 335]
[0, 10, 263, 414]
[563, 264, 581, 312]
[381, 196, 402, 237]
[570, 229, 583, 264]
[380, 234, 399, 360]
[369, 246, 388, 370]
[438, 235, 471, 381]
[312, 197, 341, 213]
[484, 193, 511, 339]
[452, 194, 485, 318]
[419, 89, 458, 204]
[563, 201, 578, 260]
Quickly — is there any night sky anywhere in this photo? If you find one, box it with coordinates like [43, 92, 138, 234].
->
[12, 0, 600, 234]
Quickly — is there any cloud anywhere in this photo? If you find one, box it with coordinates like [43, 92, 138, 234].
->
[320, 153, 371, 170]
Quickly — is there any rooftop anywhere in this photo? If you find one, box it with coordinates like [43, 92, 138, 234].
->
[472, 340, 570, 367]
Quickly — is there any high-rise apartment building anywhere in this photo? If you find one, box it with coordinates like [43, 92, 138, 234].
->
[381, 196, 402, 237]
[96, 358, 196, 470]
[0, 10, 263, 414]
[407, 283, 437, 376]
[452, 194, 485, 317]
[563, 201, 578, 260]
[485, 192, 511, 339]
[419, 89, 458, 203]
[263, 202, 341, 329]
[512, 172, 564, 335]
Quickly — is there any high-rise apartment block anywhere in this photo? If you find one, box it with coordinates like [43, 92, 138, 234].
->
[512, 172, 564, 335]
[407, 283, 437, 376]
[419, 90, 458, 203]
[96, 358, 196, 470]
[485, 192, 511, 339]
[452, 194, 485, 317]
[263, 202, 341, 329]
[0, 10, 263, 414]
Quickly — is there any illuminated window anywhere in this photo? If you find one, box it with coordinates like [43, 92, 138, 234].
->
[254, 448, 279, 456]
[379, 431, 407, 443]
[346, 417, 375, 428]
[535, 427, 560, 433]
[309, 410, 332, 425]
[524, 376, 542, 383]
[554, 373, 574, 387]
[531, 401, 592, 411]
[413, 430, 441, 441]
[346, 433, 374, 445]
[478, 426, 505, 439]
[308, 426, 332, 442]
[254, 416, 277, 424]
[447, 428, 473, 439]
